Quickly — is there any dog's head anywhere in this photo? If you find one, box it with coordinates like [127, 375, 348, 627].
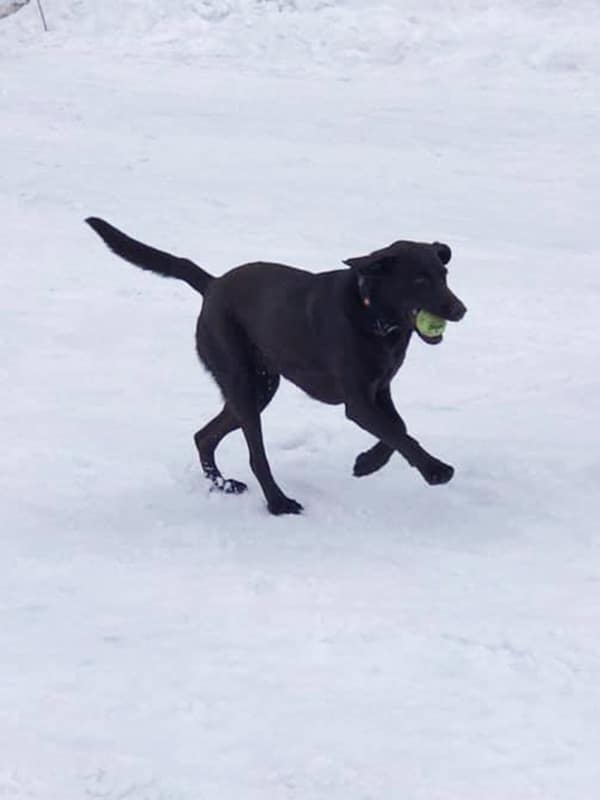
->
[344, 240, 467, 344]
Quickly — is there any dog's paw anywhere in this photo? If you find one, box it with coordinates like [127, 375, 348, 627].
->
[353, 443, 394, 477]
[353, 451, 381, 477]
[209, 476, 248, 494]
[418, 457, 455, 486]
[223, 479, 248, 494]
[267, 496, 304, 516]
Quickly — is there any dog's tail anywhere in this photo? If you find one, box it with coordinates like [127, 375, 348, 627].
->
[85, 217, 213, 295]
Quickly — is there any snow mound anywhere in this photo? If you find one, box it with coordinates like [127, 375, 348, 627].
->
[2, 0, 600, 74]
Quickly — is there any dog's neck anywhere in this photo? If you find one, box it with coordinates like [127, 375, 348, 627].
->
[356, 273, 407, 338]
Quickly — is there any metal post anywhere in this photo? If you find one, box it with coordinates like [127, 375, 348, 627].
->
[35, 0, 47, 31]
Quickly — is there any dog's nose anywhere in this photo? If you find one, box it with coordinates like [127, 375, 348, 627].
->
[454, 302, 467, 321]
[446, 299, 467, 322]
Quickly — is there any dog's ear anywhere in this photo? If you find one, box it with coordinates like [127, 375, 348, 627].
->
[343, 254, 371, 270]
[343, 253, 390, 273]
[433, 242, 452, 264]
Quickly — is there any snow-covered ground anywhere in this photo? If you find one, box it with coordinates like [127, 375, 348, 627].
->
[2, 2, 600, 798]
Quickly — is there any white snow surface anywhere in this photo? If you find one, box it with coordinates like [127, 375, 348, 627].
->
[2, 2, 600, 798]
[3, 0, 600, 74]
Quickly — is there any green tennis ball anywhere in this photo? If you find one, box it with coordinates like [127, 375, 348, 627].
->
[415, 310, 446, 339]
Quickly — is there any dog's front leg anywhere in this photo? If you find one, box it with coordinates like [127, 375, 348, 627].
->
[345, 389, 454, 485]
[353, 386, 396, 477]
[353, 440, 394, 477]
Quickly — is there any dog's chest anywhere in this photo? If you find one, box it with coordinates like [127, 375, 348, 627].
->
[370, 333, 411, 383]
[282, 366, 344, 405]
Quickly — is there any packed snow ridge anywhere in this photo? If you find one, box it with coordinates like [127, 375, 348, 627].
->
[2, 0, 600, 74]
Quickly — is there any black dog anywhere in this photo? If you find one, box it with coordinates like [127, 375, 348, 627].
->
[86, 218, 466, 515]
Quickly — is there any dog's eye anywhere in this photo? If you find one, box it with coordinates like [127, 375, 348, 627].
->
[413, 273, 432, 287]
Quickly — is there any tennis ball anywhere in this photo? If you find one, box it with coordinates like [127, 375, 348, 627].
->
[415, 310, 446, 339]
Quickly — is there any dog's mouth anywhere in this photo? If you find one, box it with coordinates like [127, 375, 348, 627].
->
[411, 309, 445, 346]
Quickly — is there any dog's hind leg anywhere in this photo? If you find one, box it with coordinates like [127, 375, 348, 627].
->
[194, 373, 282, 497]
[197, 317, 299, 515]
[239, 409, 303, 516]
[194, 405, 247, 494]
[224, 371, 301, 516]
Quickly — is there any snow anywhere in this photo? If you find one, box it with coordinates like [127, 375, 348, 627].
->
[4, 0, 600, 75]
[0, 2, 30, 23]
[2, 2, 600, 798]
